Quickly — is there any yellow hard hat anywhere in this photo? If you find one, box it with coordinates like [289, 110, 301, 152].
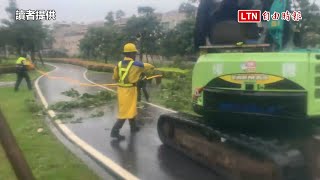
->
[123, 43, 138, 53]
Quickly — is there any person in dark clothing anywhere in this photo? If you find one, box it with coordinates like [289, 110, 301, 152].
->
[14, 55, 32, 91]
[137, 72, 149, 102]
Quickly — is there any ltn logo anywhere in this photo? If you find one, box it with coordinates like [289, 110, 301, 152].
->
[238, 10, 261, 23]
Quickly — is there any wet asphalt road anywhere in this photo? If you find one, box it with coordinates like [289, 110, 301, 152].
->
[39, 63, 219, 180]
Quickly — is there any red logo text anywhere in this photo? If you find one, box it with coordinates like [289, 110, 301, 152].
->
[238, 10, 261, 23]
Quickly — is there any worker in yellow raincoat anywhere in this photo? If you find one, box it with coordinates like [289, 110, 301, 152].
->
[110, 43, 154, 140]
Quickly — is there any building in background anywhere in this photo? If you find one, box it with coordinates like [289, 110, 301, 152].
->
[50, 10, 186, 57]
[51, 22, 88, 56]
[50, 21, 105, 57]
[114, 18, 129, 28]
[160, 10, 187, 31]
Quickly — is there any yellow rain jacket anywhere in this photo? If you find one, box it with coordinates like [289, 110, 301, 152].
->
[113, 57, 154, 119]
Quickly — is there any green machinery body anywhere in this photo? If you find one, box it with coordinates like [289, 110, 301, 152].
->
[157, 0, 319, 179]
[190, 0, 318, 121]
[192, 51, 320, 120]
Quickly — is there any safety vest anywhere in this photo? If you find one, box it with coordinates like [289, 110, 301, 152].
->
[16, 57, 27, 72]
[16, 57, 34, 71]
[118, 60, 134, 87]
[16, 57, 26, 65]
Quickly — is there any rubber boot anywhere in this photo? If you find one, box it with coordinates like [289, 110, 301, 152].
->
[110, 120, 125, 140]
[129, 119, 140, 133]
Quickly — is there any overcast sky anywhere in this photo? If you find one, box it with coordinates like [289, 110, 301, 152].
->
[0, 0, 190, 24]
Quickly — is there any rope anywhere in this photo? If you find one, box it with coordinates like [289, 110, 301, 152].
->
[35, 68, 162, 87]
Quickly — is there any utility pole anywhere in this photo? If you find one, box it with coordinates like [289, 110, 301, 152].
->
[0, 109, 34, 180]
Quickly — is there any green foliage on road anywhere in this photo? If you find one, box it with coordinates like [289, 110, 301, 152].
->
[49, 89, 115, 121]
[86, 70, 194, 114]
[159, 72, 193, 113]
[0, 87, 100, 180]
[61, 88, 80, 98]
[90, 111, 105, 118]
[55, 113, 75, 120]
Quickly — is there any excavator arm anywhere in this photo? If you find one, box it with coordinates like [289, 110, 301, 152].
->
[267, 0, 289, 50]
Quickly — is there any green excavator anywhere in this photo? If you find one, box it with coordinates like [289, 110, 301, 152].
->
[157, 0, 320, 179]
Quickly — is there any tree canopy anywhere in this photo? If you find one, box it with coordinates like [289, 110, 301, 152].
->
[79, 0, 320, 63]
[79, 26, 124, 62]
[105, 11, 115, 26]
[0, 0, 52, 60]
[294, 0, 320, 47]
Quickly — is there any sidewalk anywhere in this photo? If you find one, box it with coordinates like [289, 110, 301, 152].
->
[0, 82, 14, 87]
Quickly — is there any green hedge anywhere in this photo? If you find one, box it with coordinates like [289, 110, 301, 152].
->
[0, 65, 16, 74]
[44, 58, 191, 78]
[44, 59, 114, 73]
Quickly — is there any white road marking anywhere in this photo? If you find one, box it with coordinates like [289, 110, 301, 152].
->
[83, 69, 116, 93]
[83, 69, 177, 113]
[35, 63, 140, 180]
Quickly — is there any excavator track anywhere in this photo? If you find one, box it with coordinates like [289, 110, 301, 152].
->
[157, 112, 309, 180]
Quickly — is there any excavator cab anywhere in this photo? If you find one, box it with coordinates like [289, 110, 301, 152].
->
[194, 0, 268, 47]
[194, 0, 299, 51]
[209, 20, 261, 45]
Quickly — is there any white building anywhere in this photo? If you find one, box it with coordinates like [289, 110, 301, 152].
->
[160, 10, 187, 30]
[50, 11, 187, 57]
[51, 23, 88, 56]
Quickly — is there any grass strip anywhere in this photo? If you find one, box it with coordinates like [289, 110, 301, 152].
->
[0, 87, 100, 180]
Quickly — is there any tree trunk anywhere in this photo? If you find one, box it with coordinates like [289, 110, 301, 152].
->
[0, 47, 2, 64]
[18, 46, 23, 56]
[139, 34, 144, 62]
[31, 50, 36, 65]
[5, 45, 9, 58]
[150, 55, 154, 64]
[158, 55, 162, 65]
[104, 54, 108, 63]
[139, 41, 143, 62]
[146, 54, 149, 63]
[38, 51, 44, 65]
